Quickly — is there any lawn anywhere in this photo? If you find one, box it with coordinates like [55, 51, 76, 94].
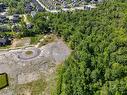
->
[25, 50, 33, 55]
[0, 73, 8, 89]
[0, 45, 11, 49]
[30, 35, 44, 45]
[18, 78, 47, 95]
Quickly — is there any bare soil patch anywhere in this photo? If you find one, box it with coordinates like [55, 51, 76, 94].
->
[0, 39, 71, 95]
[11, 38, 31, 48]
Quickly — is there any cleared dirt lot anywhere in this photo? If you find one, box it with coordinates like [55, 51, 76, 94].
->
[0, 39, 71, 95]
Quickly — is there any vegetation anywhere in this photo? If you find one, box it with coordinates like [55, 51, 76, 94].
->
[31, 0, 127, 95]
[0, 73, 8, 89]
[18, 79, 46, 95]
[30, 35, 44, 45]
[0, 0, 127, 94]
[0, 0, 30, 14]
[25, 50, 33, 55]
[54, 1, 127, 95]
[0, 45, 11, 49]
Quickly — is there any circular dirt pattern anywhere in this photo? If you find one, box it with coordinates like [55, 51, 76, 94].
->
[25, 51, 33, 55]
[17, 48, 41, 60]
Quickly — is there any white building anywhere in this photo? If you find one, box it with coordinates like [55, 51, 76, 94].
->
[84, 4, 96, 10]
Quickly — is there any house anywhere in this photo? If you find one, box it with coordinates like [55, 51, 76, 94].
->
[13, 14, 20, 18]
[0, 39, 7, 46]
[25, 3, 33, 13]
[0, 25, 11, 32]
[0, 15, 9, 23]
[0, 15, 6, 22]
[12, 25, 20, 32]
[36, 5, 44, 12]
[0, 3, 6, 12]
[26, 23, 33, 29]
[63, 2, 68, 8]
[31, 11, 36, 18]
[84, 4, 96, 10]
[91, 0, 103, 3]
[12, 17, 19, 23]
[12, 14, 20, 23]
[34, 0, 44, 12]
[0, 37, 11, 46]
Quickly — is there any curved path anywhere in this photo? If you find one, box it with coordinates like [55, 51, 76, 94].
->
[36, 0, 60, 13]
[35, 0, 86, 13]
[17, 48, 41, 60]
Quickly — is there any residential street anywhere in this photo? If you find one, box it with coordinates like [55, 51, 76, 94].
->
[35, 0, 89, 13]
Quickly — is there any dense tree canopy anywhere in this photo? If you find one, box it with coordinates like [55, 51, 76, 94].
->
[32, 0, 127, 95]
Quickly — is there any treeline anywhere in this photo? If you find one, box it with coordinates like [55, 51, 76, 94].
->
[32, 0, 127, 95]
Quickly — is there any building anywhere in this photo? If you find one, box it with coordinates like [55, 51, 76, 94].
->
[13, 14, 20, 18]
[26, 23, 33, 29]
[84, 4, 96, 10]
[0, 39, 7, 46]
[36, 5, 44, 12]
[25, 3, 33, 13]
[91, 0, 103, 3]
[0, 37, 11, 46]
[12, 14, 20, 23]
[31, 11, 36, 18]
[0, 25, 11, 32]
[0, 3, 7, 12]
[0, 15, 8, 23]
[12, 17, 20, 23]
[12, 25, 20, 32]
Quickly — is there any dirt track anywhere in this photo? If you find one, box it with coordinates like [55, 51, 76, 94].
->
[0, 39, 71, 95]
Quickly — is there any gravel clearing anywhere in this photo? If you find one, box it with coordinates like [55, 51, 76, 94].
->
[0, 39, 71, 95]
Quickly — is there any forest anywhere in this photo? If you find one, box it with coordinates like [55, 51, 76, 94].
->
[25, 0, 127, 95]
[53, 2, 127, 95]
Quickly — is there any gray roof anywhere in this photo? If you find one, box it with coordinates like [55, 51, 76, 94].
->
[0, 38, 6, 43]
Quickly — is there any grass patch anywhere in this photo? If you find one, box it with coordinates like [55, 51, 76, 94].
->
[37, 34, 56, 47]
[18, 78, 47, 95]
[43, 34, 56, 44]
[0, 45, 11, 49]
[25, 51, 33, 55]
[30, 35, 44, 45]
[0, 73, 8, 89]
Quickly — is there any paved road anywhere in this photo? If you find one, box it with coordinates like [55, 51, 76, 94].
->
[36, 0, 60, 13]
[35, 0, 86, 13]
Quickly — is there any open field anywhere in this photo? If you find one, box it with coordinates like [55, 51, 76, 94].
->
[0, 39, 71, 95]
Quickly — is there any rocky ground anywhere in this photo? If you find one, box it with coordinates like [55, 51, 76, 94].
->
[0, 39, 71, 95]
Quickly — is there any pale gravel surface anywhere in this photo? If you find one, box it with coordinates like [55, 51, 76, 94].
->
[0, 39, 71, 95]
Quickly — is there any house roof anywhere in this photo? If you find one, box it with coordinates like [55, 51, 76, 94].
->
[0, 3, 6, 7]
[0, 38, 7, 43]
[85, 4, 96, 9]
[12, 17, 19, 21]
[13, 14, 19, 17]
[0, 15, 6, 18]
[31, 11, 36, 17]
[26, 23, 33, 29]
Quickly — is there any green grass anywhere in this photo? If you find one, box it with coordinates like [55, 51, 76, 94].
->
[36, 34, 56, 47]
[18, 78, 47, 95]
[0, 73, 8, 89]
[30, 35, 44, 45]
[25, 51, 33, 55]
[0, 45, 11, 49]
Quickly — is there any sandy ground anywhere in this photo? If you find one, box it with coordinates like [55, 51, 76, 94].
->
[11, 38, 31, 48]
[0, 39, 71, 95]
